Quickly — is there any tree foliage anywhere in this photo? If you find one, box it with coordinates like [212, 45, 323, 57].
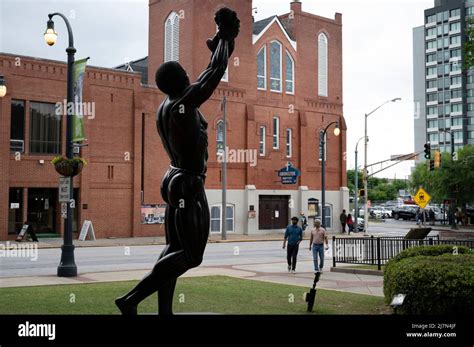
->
[463, 18, 474, 70]
[410, 145, 474, 205]
[347, 169, 408, 202]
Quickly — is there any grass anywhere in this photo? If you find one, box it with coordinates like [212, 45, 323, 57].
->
[0, 276, 390, 315]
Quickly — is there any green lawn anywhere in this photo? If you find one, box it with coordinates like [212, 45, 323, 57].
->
[0, 276, 390, 315]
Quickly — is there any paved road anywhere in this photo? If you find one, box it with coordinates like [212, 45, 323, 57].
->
[1, 219, 442, 278]
[362, 218, 440, 237]
[1, 241, 318, 278]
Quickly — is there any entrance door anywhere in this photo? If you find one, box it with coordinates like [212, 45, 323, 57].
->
[27, 188, 57, 235]
[259, 195, 289, 230]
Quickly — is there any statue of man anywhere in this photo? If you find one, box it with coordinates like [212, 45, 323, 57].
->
[116, 7, 240, 315]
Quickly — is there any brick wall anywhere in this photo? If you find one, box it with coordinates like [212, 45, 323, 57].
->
[0, 0, 347, 240]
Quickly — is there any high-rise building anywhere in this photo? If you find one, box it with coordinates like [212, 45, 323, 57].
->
[414, 0, 474, 162]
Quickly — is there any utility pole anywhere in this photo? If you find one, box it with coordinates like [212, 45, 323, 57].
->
[221, 96, 227, 240]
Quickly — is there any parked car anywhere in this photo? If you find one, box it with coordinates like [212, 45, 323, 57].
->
[392, 205, 418, 221]
[430, 206, 447, 222]
[382, 208, 392, 218]
[369, 206, 392, 219]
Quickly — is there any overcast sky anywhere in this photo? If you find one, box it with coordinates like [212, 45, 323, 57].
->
[0, 0, 433, 179]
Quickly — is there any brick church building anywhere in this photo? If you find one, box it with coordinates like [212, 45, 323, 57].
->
[0, 0, 347, 240]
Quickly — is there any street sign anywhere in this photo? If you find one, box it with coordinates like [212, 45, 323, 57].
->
[61, 203, 68, 219]
[16, 224, 30, 242]
[414, 188, 431, 209]
[78, 220, 96, 241]
[59, 177, 71, 203]
[278, 162, 301, 185]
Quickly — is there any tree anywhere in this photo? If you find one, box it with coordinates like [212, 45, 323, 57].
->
[463, 18, 474, 70]
[410, 145, 474, 206]
[347, 170, 408, 203]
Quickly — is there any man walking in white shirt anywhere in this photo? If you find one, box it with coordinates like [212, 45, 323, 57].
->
[309, 219, 329, 274]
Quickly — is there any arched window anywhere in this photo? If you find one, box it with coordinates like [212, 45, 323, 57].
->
[285, 51, 295, 94]
[257, 46, 266, 90]
[216, 120, 225, 155]
[318, 33, 328, 97]
[270, 41, 282, 92]
[164, 12, 180, 62]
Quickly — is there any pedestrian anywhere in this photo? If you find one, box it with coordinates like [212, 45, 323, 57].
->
[455, 208, 463, 225]
[339, 209, 347, 233]
[346, 214, 354, 234]
[309, 219, 329, 274]
[283, 217, 303, 274]
[429, 208, 435, 226]
[416, 207, 423, 226]
[300, 212, 308, 233]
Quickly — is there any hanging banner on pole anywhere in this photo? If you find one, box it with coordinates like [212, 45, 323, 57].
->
[72, 57, 89, 143]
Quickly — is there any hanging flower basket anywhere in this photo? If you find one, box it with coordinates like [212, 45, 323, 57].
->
[51, 157, 87, 177]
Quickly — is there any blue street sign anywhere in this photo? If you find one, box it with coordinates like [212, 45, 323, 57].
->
[278, 162, 301, 185]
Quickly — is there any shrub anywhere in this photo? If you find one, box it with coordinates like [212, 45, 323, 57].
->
[389, 245, 472, 265]
[384, 252, 474, 315]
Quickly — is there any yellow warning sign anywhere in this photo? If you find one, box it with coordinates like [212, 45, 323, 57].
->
[414, 188, 431, 209]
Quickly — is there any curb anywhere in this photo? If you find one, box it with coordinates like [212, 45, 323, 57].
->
[330, 267, 384, 277]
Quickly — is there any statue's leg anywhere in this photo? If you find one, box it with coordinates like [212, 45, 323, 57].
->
[116, 170, 178, 315]
[157, 204, 180, 315]
[116, 172, 209, 314]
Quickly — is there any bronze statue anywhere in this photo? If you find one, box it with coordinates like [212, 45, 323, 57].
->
[115, 7, 240, 315]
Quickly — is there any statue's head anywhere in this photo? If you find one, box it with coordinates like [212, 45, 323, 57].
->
[155, 61, 190, 97]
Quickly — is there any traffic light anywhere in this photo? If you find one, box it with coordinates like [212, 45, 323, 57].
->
[429, 159, 435, 171]
[434, 150, 441, 168]
[359, 189, 365, 196]
[424, 143, 431, 160]
[361, 169, 369, 181]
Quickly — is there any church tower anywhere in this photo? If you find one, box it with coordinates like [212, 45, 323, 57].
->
[147, 0, 254, 92]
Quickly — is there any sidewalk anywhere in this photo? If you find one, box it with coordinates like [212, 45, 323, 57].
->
[0, 232, 344, 249]
[0, 260, 384, 297]
[3, 225, 473, 249]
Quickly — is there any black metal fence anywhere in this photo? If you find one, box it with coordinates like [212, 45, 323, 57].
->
[332, 235, 474, 270]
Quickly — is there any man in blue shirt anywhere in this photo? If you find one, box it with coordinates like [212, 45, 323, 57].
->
[282, 217, 303, 273]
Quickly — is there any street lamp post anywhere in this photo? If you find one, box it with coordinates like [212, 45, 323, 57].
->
[354, 136, 366, 224]
[320, 121, 340, 228]
[363, 98, 401, 236]
[44, 13, 78, 277]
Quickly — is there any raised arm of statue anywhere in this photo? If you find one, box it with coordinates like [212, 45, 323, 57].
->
[171, 8, 240, 111]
